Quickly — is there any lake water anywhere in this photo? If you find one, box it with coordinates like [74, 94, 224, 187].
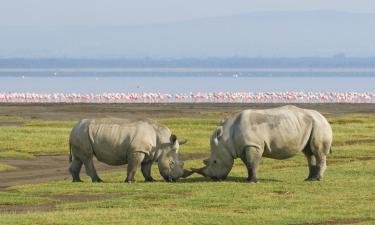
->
[0, 71, 374, 93]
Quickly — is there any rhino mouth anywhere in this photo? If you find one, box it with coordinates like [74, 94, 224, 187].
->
[162, 175, 177, 182]
[211, 175, 227, 181]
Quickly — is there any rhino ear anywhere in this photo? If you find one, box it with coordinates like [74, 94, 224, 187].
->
[170, 135, 180, 153]
[216, 126, 224, 139]
[170, 134, 177, 144]
[179, 139, 188, 145]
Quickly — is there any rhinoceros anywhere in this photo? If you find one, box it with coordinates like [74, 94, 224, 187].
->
[192, 105, 333, 182]
[69, 118, 191, 183]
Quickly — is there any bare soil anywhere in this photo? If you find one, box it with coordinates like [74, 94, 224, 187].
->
[0, 152, 206, 213]
[290, 218, 375, 225]
[0, 155, 124, 189]
[0, 121, 24, 127]
[0, 193, 123, 213]
[0, 152, 206, 189]
[0, 103, 374, 121]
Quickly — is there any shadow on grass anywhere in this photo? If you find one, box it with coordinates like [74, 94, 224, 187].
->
[83, 176, 284, 184]
[178, 176, 284, 183]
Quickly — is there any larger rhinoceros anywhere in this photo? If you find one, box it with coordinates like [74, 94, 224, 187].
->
[192, 105, 333, 182]
[69, 118, 191, 183]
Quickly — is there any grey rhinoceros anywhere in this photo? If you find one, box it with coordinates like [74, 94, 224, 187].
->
[69, 118, 191, 183]
[192, 105, 333, 182]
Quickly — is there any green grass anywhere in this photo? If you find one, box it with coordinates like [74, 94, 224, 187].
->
[0, 163, 16, 172]
[0, 151, 34, 159]
[0, 113, 374, 224]
[0, 117, 75, 155]
[0, 192, 55, 205]
[0, 116, 216, 156]
[160, 118, 219, 153]
[1, 158, 374, 224]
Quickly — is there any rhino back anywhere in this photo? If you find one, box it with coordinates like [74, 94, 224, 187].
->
[88, 119, 158, 165]
[231, 106, 314, 159]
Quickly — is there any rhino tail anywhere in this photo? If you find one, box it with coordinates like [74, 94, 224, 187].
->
[69, 140, 72, 163]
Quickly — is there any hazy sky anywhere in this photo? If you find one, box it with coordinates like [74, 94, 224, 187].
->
[1, 0, 375, 27]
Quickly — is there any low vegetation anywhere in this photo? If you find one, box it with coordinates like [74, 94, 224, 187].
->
[0, 163, 16, 172]
[0, 113, 374, 224]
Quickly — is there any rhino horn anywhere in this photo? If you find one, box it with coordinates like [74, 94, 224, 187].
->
[182, 169, 194, 178]
[191, 166, 207, 177]
[179, 139, 188, 145]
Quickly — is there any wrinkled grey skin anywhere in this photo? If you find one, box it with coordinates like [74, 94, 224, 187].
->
[192, 105, 333, 182]
[69, 118, 190, 183]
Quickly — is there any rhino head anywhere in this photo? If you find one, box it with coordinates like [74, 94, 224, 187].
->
[158, 134, 193, 182]
[192, 126, 234, 180]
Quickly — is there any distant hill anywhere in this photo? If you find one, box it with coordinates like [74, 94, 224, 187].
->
[1, 11, 375, 58]
[1, 57, 375, 68]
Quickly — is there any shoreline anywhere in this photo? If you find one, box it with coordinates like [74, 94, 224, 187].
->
[0, 103, 374, 121]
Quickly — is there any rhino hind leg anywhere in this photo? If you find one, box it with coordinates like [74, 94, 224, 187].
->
[305, 132, 330, 181]
[314, 154, 327, 181]
[84, 158, 103, 183]
[69, 158, 83, 182]
[242, 146, 263, 183]
[125, 152, 145, 183]
[303, 148, 318, 181]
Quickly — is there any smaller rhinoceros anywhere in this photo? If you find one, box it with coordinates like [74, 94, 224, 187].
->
[192, 105, 332, 182]
[69, 118, 191, 183]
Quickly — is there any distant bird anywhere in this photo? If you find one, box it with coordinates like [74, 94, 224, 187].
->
[0, 92, 373, 104]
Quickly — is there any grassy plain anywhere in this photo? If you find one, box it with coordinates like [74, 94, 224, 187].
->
[0, 111, 374, 224]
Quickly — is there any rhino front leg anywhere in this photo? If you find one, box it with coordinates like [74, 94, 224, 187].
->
[141, 160, 155, 182]
[125, 152, 145, 183]
[243, 146, 263, 183]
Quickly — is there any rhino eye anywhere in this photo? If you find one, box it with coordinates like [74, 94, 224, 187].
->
[213, 160, 217, 164]
[169, 161, 175, 166]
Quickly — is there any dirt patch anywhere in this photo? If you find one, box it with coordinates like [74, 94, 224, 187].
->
[51, 193, 119, 202]
[354, 156, 375, 161]
[333, 156, 375, 161]
[272, 190, 293, 195]
[0, 153, 207, 190]
[0, 203, 56, 213]
[290, 218, 375, 225]
[328, 156, 375, 165]
[0, 103, 374, 121]
[334, 139, 375, 146]
[0, 193, 122, 213]
[271, 164, 303, 169]
[0, 155, 124, 189]
[329, 119, 367, 124]
[0, 121, 24, 126]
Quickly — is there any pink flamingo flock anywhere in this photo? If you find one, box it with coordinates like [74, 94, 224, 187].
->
[0, 92, 374, 104]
